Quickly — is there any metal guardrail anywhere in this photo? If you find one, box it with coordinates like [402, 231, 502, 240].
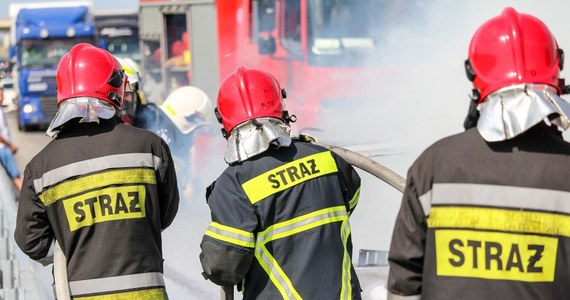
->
[0, 168, 70, 300]
[0, 169, 26, 300]
[357, 249, 389, 267]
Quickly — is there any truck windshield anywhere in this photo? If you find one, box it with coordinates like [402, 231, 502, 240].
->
[101, 35, 141, 63]
[20, 38, 94, 68]
[307, 0, 380, 57]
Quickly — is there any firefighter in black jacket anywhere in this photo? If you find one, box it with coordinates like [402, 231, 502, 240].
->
[14, 44, 179, 299]
[387, 7, 570, 300]
[199, 66, 362, 299]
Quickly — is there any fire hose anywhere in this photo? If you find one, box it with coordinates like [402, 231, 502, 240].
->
[54, 240, 71, 300]
[313, 141, 406, 193]
[221, 140, 406, 299]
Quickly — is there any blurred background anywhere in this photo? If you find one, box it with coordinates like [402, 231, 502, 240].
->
[1, 0, 570, 299]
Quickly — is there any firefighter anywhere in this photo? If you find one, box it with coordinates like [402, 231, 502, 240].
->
[116, 57, 147, 125]
[134, 85, 214, 199]
[14, 43, 179, 299]
[199, 66, 363, 299]
[387, 7, 570, 300]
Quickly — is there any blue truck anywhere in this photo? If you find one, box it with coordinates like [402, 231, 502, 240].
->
[9, 2, 96, 131]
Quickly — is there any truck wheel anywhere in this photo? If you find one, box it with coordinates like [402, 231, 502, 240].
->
[18, 122, 30, 132]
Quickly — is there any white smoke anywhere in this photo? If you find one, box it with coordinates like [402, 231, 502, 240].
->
[156, 1, 570, 299]
[338, 0, 570, 256]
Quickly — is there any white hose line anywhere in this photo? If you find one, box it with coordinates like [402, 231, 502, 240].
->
[314, 142, 406, 193]
[54, 240, 71, 300]
[221, 286, 234, 300]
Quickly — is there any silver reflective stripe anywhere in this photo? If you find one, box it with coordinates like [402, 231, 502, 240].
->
[69, 272, 165, 296]
[257, 208, 348, 243]
[205, 222, 255, 248]
[418, 190, 432, 216]
[255, 248, 300, 299]
[387, 292, 421, 300]
[33, 153, 161, 193]
[419, 183, 570, 216]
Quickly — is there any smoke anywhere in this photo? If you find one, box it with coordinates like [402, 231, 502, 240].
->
[130, 107, 226, 299]
[315, 0, 570, 256]
[150, 1, 570, 298]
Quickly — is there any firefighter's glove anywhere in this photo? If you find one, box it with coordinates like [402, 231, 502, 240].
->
[295, 134, 318, 143]
[199, 238, 254, 286]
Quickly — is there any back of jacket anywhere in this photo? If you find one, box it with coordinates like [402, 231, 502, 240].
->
[14, 118, 179, 299]
[201, 141, 362, 299]
[388, 124, 570, 300]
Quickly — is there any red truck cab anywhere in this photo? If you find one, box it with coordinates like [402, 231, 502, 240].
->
[139, 0, 391, 138]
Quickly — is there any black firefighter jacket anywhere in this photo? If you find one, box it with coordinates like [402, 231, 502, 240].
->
[14, 118, 179, 300]
[200, 140, 362, 299]
[388, 123, 570, 300]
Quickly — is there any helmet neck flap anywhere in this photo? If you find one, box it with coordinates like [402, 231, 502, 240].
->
[46, 97, 116, 138]
[477, 84, 570, 141]
[224, 117, 292, 164]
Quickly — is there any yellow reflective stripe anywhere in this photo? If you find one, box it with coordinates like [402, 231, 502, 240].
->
[349, 187, 360, 212]
[254, 206, 348, 299]
[204, 222, 255, 248]
[255, 246, 302, 300]
[164, 104, 177, 117]
[257, 206, 348, 243]
[39, 168, 156, 207]
[242, 151, 339, 204]
[340, 219, 352, 299]
[73, 288, 167, 300]
[428, 206, 570, 237]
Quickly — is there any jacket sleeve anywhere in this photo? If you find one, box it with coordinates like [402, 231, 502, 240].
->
[387, 166, 427, 298]
[14, 164, 54, 265]
[199, 171, 256, 287]
[156, 139, 180, 230]
[334, 153, 361, 215]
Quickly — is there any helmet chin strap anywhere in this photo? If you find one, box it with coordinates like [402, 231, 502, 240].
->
[107, 91, 123, 107]
[558, 78, 570, 94]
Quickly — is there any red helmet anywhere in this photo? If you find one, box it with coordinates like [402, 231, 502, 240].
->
[56, 43, 128, 107]
[466, 7, 563, 103]
[216, 66, 289, 136]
